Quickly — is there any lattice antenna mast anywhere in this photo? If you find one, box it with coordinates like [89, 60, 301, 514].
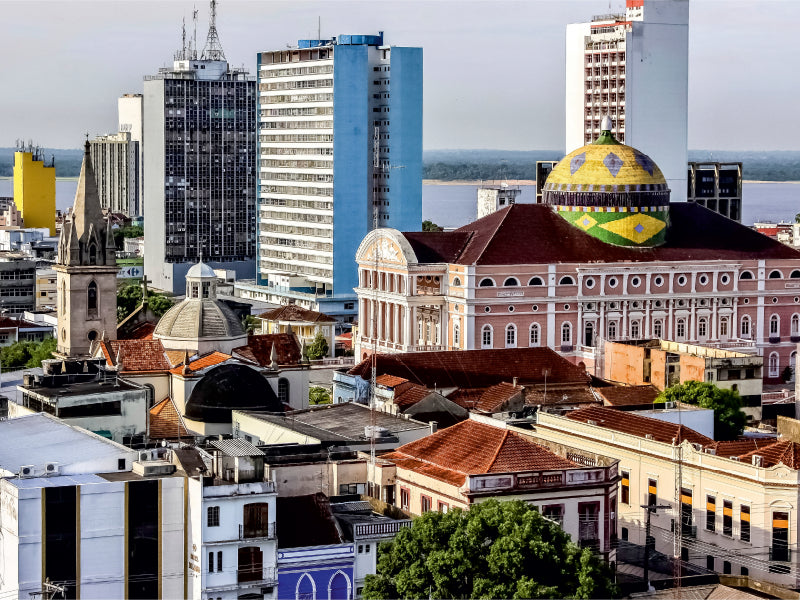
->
[201, 0, 226, 61]
[192, 6, 199, 59]
[369, 125, 381, 465]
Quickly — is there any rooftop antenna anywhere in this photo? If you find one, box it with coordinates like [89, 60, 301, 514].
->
[201, 0, 226, 61]
[192, 5, 199, 59]
[318, 15, 321, 41]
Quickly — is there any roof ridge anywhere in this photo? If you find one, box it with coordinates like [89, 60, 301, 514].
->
[485, 428, 511, 472]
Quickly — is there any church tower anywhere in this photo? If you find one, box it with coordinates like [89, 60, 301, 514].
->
[55, 141, 118, 357]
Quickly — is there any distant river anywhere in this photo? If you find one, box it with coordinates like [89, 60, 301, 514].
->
[0, 178, 797, 229]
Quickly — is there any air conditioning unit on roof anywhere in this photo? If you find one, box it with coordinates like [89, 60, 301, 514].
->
[19, 465, 35, 478]
[44, 462, 59, 475]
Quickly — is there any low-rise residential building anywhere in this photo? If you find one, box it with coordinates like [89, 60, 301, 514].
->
[257, 304, 338, 358]
[35, 267, 56, 309]
[530, 405, 800, 587]
[0, 253, 35, 315]
[182, 440, 279, 600]
[604, 339, 765, 419]
[370, 416, 620, 560]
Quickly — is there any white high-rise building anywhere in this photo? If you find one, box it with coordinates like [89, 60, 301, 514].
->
[565, 0, 689, 201]
[118, 93, 144, 215]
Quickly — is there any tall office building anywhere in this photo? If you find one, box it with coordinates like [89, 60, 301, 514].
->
[565, 0, 689, 201]
[143, 1, 256, 294]
[89, 131, 140, 216]
[118, 93, 144, 215]
[13, 143, 56, 236]
[255, 33, 422, 321]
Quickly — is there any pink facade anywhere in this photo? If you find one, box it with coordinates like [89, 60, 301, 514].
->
[355, 205, 800, 384]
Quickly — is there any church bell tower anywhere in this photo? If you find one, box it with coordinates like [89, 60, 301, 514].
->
[55, 141, 118, 357]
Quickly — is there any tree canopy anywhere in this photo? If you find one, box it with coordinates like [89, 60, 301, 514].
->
[112, 225, 144, 250]
[306, 331, 329, 360]
[656, 380, 747, 440]
[363, 499, 618, 600]
[117, 284, 174, 322]
[0, 337, 57, 369]
[422, 219, 444, 232]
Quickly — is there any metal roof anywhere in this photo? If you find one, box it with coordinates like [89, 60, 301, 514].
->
[210, 438, 265, 457]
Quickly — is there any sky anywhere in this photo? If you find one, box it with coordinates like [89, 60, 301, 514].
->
[1, 0, 798, 152]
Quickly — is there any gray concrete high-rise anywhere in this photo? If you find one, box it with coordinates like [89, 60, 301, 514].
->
[143, 2, 256, 294]
[89, 131, 139, 216]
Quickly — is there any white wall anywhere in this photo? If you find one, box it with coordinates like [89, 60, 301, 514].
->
[79, 481, 126, 599]
[565, 21, 592, 153]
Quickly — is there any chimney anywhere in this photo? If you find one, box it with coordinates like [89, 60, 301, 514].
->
[512, 377, 518, 387]
[429, 421, 438, 434]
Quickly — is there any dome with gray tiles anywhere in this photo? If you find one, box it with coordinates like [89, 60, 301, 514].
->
[153, 259, 247, 352]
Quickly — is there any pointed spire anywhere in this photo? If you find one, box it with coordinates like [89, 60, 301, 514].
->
[269, 342, 278, 370]
[182, 349, 192, 375]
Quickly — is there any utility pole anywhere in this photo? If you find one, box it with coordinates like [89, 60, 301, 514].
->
[641, 503, 671, 591]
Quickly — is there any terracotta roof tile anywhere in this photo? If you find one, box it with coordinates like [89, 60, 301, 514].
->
[375, 374, 409, 388]
[169, 351, 232, 375]
[596, 385, 661, 406]
[398, 203, 800, 266]
[149, 397, 190, 439]
[446, 388, 483, 409]
[233, 333, 301, 366]
[349, 347, 589, 389]
[118, 321, 155, 340]
[382, 420, 578, 487]
[99, 340, 171, 373]
[258, 303, 336, 324]
[164, 349, 190, 367]
[707, 438, 775, 458]
[737, 440, 800, 468]
[474, 382, 523, 413]
[565, 406, 713, 446]
[392, 382, 430, 410]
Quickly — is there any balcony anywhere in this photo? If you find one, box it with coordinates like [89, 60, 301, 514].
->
[354, 520, 412, 539]
[240, 522, 276, 540]
[238, 566, 278, 585]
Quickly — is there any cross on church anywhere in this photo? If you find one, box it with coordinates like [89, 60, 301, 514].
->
[140, 275, 153, 303]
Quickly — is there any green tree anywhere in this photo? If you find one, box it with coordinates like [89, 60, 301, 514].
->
[0, 337, 57, 370]
[26, 337, 57, 368]
[306, 331, 329, 360]
[656, 380, 746, 440]
[113, 225, 144, 250]
[117, 284, 174, 322]
[422, 219, 443, 232]
[309, 386, 331, 405]
[148, 294, 175, 318]
[242, 315, 260, 335]
[363, 499, 618, 600]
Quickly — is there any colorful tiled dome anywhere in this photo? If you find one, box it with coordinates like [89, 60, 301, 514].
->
[542, 117, 670, 247]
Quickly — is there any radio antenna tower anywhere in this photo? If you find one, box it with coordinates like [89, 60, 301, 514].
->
[192, 6, 199, 59]
[201, 0, 226, 61]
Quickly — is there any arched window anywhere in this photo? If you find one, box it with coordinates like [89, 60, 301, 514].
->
[739, 271, 754, 280]
[528, 276, 544, 286]
[88, 243, 97, 265]
[792, 352, 797, 382]
[505, 324, 517, 348]
[770, 314, 780, 336]
[791, 271, 800, 279]
[452, 277, 461, 287]
[529, 324, 540, 347]
[607, 321, 617, 340]
[481, 325, 493, 348]
[792, 314, 800, 336]
[278, 378, 290, 405]
[503, 277, 520, 287]
[740, 315, 751, 338]
[653, 319, 663, 339]
[698, 317, 708, 338]
[630, 320, 640, 339]
[769, 352, 780, 378]
[769, 270, 783, 279]
[584, 321, 595, 347]
[296, 572, 316, 600]
[479, 278, 495, 287]
[561, 322, 571, 345]
[87, 281, 98, 316]
[719, 317, 729, 338]
[328, 571, 351, 600]
[453, 322, 460, 346]
[559, 275, 575, 285]
[676, 318, 686, 339]
[239, 546, 264, 585]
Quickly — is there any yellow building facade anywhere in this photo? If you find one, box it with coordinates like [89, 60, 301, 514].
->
[13, 151, 56, 235]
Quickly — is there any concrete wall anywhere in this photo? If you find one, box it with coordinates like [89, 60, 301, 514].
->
[142, 80, 167, 292]
[604, 341, 648, 384]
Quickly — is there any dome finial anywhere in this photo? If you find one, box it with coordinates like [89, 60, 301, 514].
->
[601, 115, 613, 132]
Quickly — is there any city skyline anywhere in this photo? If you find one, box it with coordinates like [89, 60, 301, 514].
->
[2, 0, 798, 152]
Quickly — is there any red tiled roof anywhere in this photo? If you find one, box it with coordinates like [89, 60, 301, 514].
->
[165, 349, 190, 367]
[565, 406, 713, 446]
[474, 382, 523, 413]
[258, 303, 336, 324]
[149, 397, 190, 439]
[393, 382, 430, 410]
[375, 374, 409, 388]
[381, 419, 578, 487]
[737, 440, 800, 469]
[709, 438, 776, 458]
[595, 385, 661, 406]
[446, 388, 483, 409]
[99, 340, 172, 372]
[233, 333, 301, 366]
[118, 321, 155, 341]
[399, 203, 800, 266]
[349, 347, 589, 389]
[169, 351, 232, 375]
[0, 316, 19, 329]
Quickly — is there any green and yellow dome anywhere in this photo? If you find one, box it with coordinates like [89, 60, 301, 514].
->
[542, 117, 670, 247]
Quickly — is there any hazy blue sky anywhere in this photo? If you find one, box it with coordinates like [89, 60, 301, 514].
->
[1, 0, 797, 151]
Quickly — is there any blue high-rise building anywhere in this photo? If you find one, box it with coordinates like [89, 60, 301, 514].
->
[254, 33, 422, 322]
